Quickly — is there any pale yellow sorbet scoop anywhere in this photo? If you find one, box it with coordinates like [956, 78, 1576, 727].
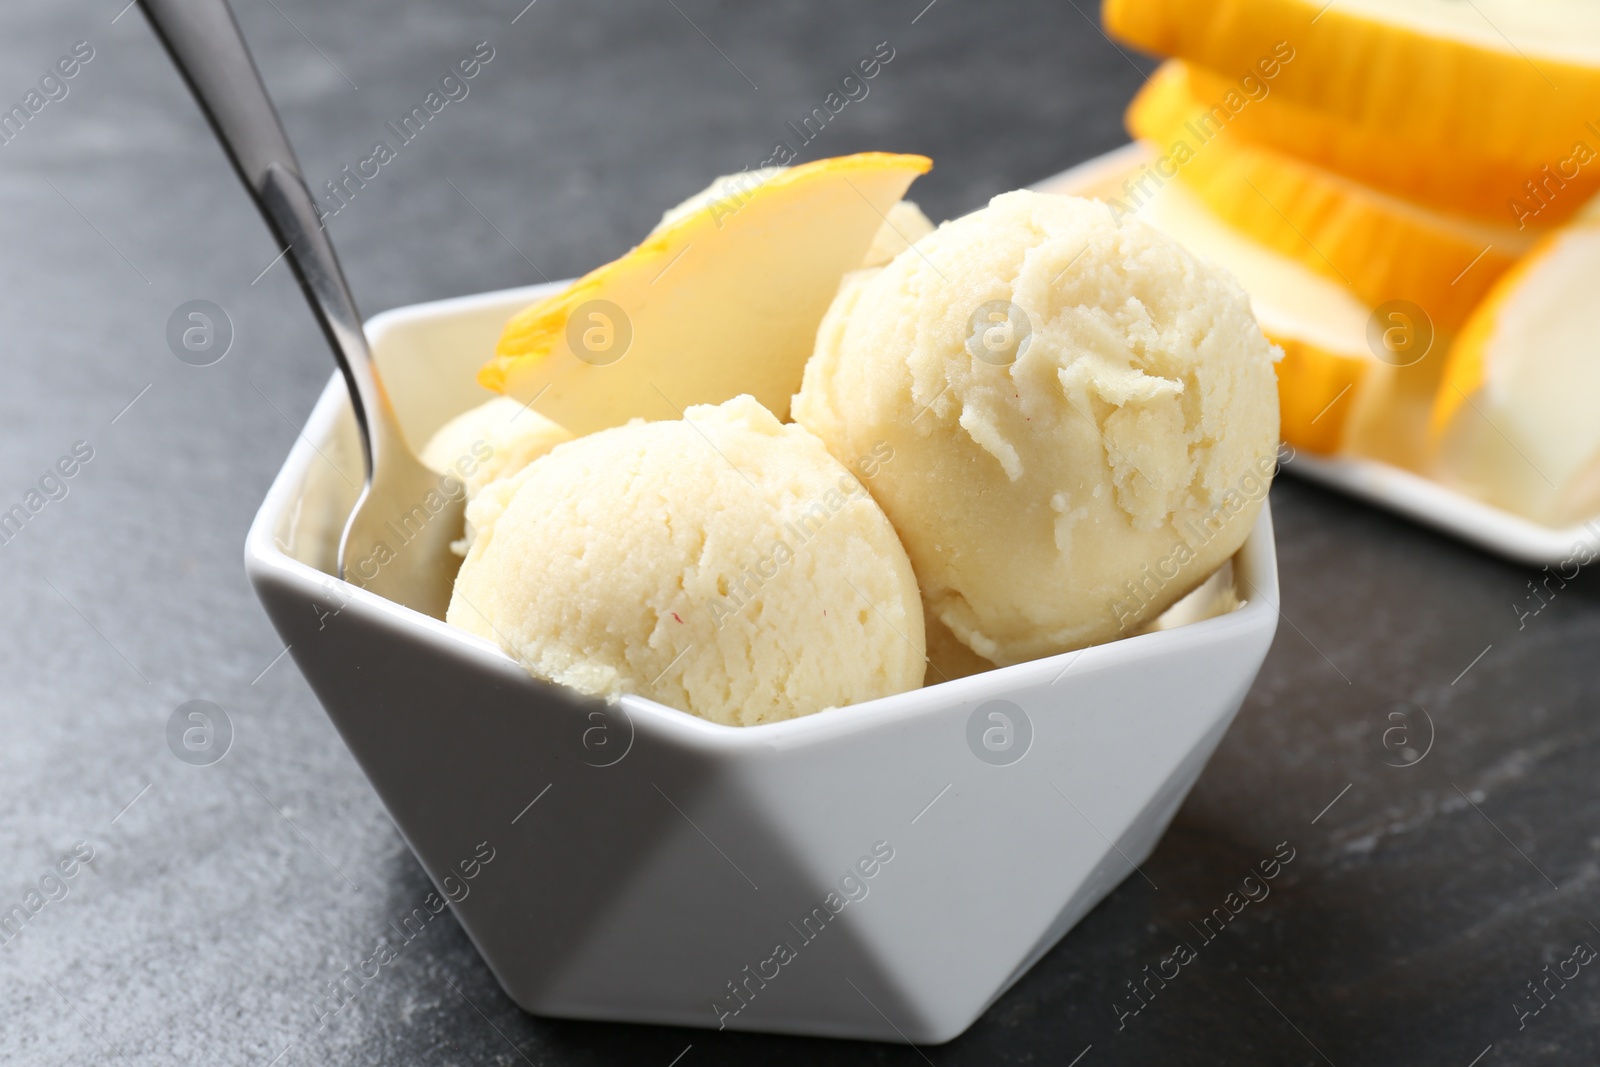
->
[446, 395, 925, 726]
[793, 190, 1280, 666]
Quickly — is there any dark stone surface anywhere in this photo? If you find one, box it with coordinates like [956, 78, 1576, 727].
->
[1, 0, 1596, 1063]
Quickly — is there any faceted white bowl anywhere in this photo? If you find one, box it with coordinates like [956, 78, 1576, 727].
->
[244, 282, 1280, 1044]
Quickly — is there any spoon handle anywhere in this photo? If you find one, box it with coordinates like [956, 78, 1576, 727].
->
[140, 0, 399, 477]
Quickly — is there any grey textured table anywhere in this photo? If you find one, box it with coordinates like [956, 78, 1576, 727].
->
[2, 1, 1596, 1064]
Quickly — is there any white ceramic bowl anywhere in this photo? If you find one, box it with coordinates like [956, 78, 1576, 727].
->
[245, 282, 1280, 1044]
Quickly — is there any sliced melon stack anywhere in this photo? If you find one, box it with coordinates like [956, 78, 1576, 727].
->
[1104, 0, 1600, 226]
[1125, 61, 1536, 331]
[1430, 223, 1600, 525]
[1101, 0, 1600, 506]
[1144, 62, 1586, 228]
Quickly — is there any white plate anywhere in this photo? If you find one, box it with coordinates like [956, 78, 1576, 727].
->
[1034, 146, 1600, 568]
[1281, 451, 1600, 567]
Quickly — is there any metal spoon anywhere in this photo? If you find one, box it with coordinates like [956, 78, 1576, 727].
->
[142, 0, 461, 619]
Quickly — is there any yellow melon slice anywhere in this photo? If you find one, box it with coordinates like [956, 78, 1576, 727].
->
[1103, 0, 1600, 224]
[1429, 221, 1600, 524]
[1040, 145, 1380, 455]
[479, 153, 932, 435]
[1144, 61, 1591, 228]
[1126, 60, 1536, 331]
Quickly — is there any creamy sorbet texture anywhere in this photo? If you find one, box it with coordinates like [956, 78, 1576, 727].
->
[446, 395, 925, 725]
[793, 190, 1280, 665]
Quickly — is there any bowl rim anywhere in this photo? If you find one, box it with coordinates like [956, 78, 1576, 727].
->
[244, 282, 1282, 753]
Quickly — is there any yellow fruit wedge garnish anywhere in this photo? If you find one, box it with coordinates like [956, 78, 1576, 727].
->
[1103, 0, 1600, 232]
[478, 152, 932, 436]
[1126, 60, 1536, 331]
[1143, 62, 1591, 228]
[1040, 146, 1377, 455]
[1429, 221, 1600, 524]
